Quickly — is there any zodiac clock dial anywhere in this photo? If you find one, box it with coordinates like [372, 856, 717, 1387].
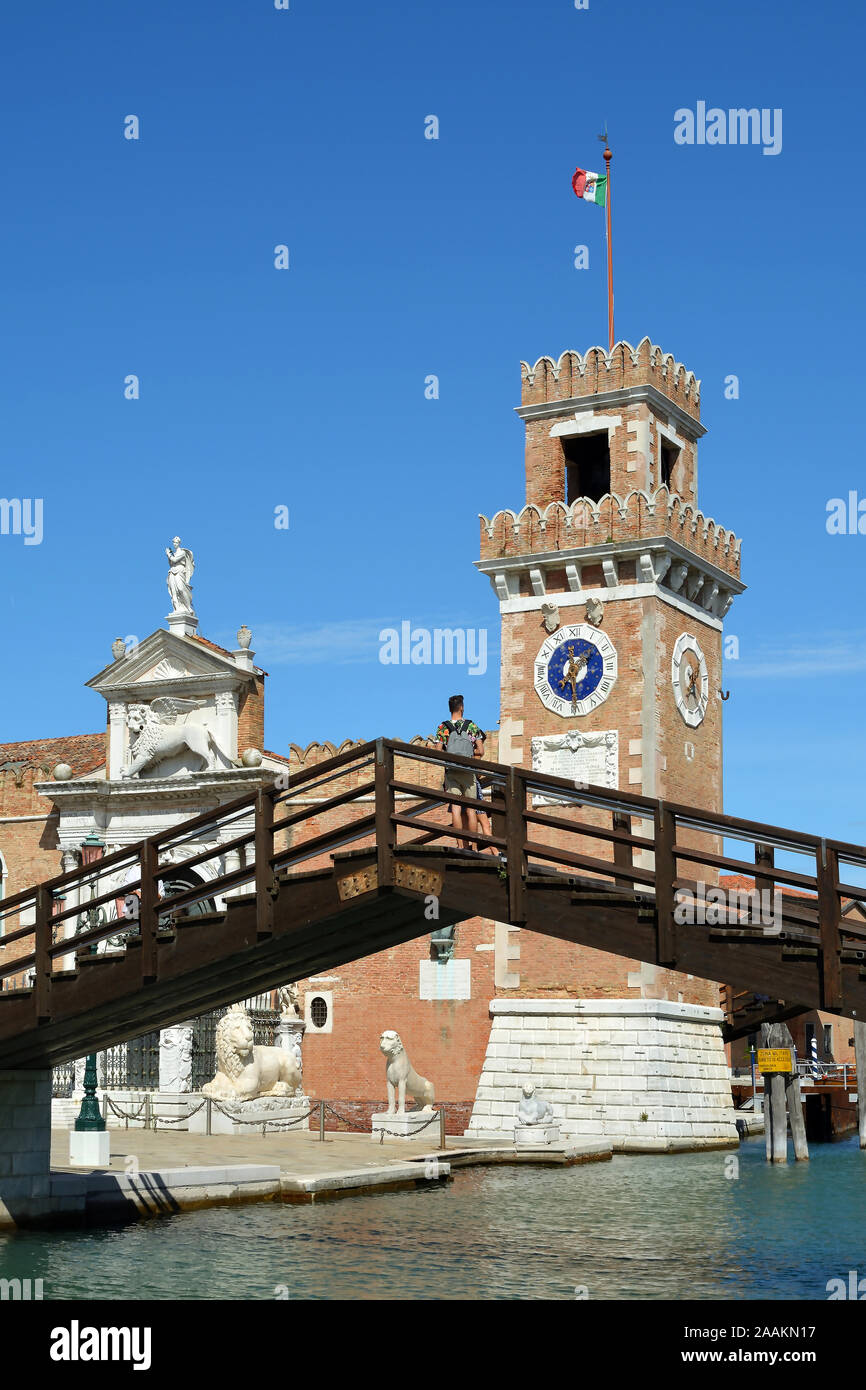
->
[533, 624, 618, 718]
[671, 632, 709, 727]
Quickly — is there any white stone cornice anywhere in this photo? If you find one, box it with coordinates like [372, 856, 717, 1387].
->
[686, 569, 706, 602]
[668, 561, 689, 593]
[491, 582, 725, 632]
[637, 552, 656, 584]
[476, 536, 744, 626]
[654, 552, 673, 585]
[515, 383, 706, 442]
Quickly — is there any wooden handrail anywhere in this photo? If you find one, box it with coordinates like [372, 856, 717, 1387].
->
[4, 733, 865, 1033]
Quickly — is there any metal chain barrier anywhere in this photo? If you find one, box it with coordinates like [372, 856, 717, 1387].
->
[322, 1101, 444, 1143]
[373, 1109, 443, 1143]
[104, 1096, 147, 1122]
[151, 1099, 207, 1127]
[210, 1100, 315, 1133]
[322, 1101, 372, 1131]
[98, 1093, 444, 1140]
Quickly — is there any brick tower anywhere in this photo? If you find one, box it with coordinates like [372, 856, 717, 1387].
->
[466, 338, 746, 1149]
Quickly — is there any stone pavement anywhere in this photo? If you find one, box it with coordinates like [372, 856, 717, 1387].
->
[50, 1127, 447, 1176]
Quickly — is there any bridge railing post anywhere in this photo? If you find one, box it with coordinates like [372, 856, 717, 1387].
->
[612, 810, 632, 888]
[817, 839, 843, 1011]
[375, 739, 395, 888]
[506, 767, 527, 923]
[654, 802, 677, 967]
[754, 841, 775, 920]
[34, 884, 52, 1023]
[139, 839, 159, 982]
[255, 789, 276, 939]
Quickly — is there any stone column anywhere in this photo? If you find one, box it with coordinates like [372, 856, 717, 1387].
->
[73, 1057, 87, 1097]
[215, 689, 238, 762]
[276, 1017, 306, 1092]
[223, 846, 242, 900]
[107, 701, 127, 780]
[0, 1069, 53, 1229]
[57, 849, 81, 973]
[159, 1022, 195, 1094]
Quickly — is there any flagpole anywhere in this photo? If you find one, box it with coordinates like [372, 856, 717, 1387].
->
[604, 142, 614, 350]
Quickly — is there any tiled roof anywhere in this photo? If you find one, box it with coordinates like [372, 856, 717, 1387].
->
[187, 633, 268, 676]
[0, 732, 105, 778]
[264, 749, 291, 765]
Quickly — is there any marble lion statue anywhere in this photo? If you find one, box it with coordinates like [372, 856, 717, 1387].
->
[203, 1005, 301, 1102]
[379, 1029, 435, 1114]
[122, 698, 221, 779]
[517, 1081, 555, 1126]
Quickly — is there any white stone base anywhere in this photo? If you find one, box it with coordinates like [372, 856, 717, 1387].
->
[69, 1129, 111, 1168]
[514, 1124, 561, 1146]
[371, 1111, 441, 1142]
[466, 998, 738, 1150]
[188, 1094, 311, 1135]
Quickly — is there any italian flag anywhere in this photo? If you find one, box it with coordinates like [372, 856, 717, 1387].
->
[572, 167, 607, 206]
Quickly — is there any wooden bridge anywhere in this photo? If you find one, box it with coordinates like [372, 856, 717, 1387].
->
[1, 737, 865, 1070]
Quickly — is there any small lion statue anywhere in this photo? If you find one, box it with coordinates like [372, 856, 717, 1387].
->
[517, 1081, 555, 1126]
[379, 1029, 435, 1114]
[203, 1004, 301, 1102]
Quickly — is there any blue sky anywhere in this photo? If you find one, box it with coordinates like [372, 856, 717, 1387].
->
[1, 0, 864, 845]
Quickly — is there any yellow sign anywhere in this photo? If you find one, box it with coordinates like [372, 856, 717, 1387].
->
[757, 1048, 794, 1074]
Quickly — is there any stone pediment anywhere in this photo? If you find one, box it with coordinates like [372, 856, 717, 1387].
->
[87, 630, 253, 700]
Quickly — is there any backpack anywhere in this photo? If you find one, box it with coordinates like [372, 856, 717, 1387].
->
[444, 719, 476, 759]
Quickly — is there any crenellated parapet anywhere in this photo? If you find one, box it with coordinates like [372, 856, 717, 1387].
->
[520, 338, 701, 420]
[479, 487, 741, 580]
[285, 733, 499, 796]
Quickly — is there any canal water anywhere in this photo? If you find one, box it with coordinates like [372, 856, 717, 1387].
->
[2, 1136, 864, 1300]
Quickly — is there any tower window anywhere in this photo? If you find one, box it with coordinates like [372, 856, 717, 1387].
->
[660, 440, 681, 491]
[563, 433, 611, 504]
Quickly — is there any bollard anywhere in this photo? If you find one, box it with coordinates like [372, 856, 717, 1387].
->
[319, 1099, 325, 1142]
[206, 1097, 212, 1136]
[439, 1106, 446, 1150]
[145, 1093, 152, 1132]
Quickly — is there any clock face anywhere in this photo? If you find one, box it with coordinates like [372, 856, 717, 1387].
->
[534, 624, 617, 718]
[672, 632, 709, 727]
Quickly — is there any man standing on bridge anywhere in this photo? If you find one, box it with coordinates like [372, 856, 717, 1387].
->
[436, 695, 484, 850]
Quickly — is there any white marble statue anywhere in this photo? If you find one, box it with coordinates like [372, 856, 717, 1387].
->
[122, 698, 221, 778]
[159, 1023, 194, 1093]
[166, 537, 196, 615]
[517, 1081, 555, 1126]
[278, 983, 301, 1020]
[379, 1029, 435, 1115]
[202, 1004, 301, 1101]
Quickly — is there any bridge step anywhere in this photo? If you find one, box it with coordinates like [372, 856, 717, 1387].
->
[170, 911, 226, 928]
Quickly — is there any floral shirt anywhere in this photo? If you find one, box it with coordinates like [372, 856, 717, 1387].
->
[435, 718, 483, 751]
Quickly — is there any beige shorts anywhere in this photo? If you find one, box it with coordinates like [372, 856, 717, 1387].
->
[444, 768, 476, 797]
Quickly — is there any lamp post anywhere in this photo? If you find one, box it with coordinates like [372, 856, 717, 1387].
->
[74, 831, 107, 1135]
